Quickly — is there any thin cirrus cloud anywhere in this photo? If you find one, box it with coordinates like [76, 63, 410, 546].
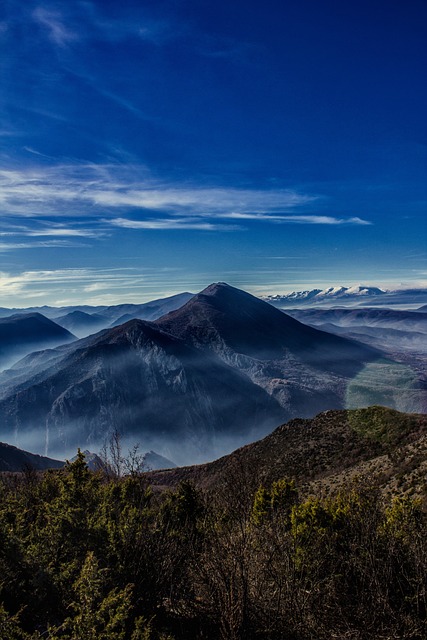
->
[0, 164, 372, 228]
[25, 227, 103, 237]
[218, 213, 372, 225]
[0, 240, 90, 251]
[0, 267, 189, 306]
[32, 6, 79, 48]
[0, 165, 316, 217]
[29, 1, 179, 49]
[109, 217, 240, 231]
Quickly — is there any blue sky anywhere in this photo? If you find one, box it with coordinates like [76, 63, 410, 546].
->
[0, 0, 426, 306]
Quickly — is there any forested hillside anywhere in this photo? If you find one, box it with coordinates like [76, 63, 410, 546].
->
[0, 448, 426, 639]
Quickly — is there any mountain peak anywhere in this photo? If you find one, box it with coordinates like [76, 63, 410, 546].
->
[156, 281, 376, 366]
[200, 282, 234, 295]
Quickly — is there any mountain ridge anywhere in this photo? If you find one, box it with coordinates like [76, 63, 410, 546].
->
[263, 285, 427, 307]
[146, 406, 427, 500]
[0, 283, 423, 461]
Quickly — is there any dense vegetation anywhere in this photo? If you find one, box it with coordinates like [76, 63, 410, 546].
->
[0, 451, 426, 639]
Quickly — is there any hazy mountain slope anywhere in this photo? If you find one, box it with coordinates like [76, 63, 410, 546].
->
[313, 322, 427, 353]
[54, 310, 110, 338]
[0, 305, 108, 320]
[147, 406, 427, 499]
[110, 292, 194, 325]
[0, 441, 64, 472]
[0, 319, 283, 462]
[286, 307, 427, 332]
[0, 313, 76, 370]
[0, 293, 194, 327]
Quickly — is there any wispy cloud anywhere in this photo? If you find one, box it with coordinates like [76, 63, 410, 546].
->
[32, 6, 79, 48]
[109, 217, 240, 231]
[0, 164, 317, 218]
[90, 185, 313, 212]
[0, 267, 189, 306]
[0, 240, 90, 251]
[0, 163, 374, 230]
[29, 1, 181, 50]
[219, 213, 372, 225]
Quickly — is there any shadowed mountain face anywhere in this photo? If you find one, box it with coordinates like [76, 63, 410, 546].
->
[0, 313, 76, 370]
[0, 283, 423, 463]
[0, 441, 64, 472]
[0, 319, 283, 463]
[156, 282, 378, 373]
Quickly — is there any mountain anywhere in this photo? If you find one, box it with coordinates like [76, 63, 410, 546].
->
[69, 449, 104, 471]
[157, 283, 425, 417]
[144, 450, 177, 470]
[54, 310, 110, 338]
[0, 441, 64, 472]
[156, 282, 378, 370]
[146, 406, 427, 499]
[155, 282, 387, 381]
[0, 293, 194, 341]
[0, 283, 423, 463]
[0, 304, 108, 320]
[0, 312, 76, 370]
[263, 285, 427, 308]
[109, 292, 194, 325]
[0, 318, 283, 463]
[0, 293, 194, 326]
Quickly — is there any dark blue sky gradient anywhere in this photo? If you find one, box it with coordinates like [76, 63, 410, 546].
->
[0, 0, 425, 305]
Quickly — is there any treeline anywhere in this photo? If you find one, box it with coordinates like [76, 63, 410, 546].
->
[0, 452, 426, 639]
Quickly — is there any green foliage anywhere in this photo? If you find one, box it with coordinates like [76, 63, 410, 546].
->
[252, 477, 298, 525]
[383, 494, 424, 539]
[53, 551, 133, 640]
[0, 455, 425, 639]
[0, 603, 29, 640]
[160, 481, 203, 534]
[348, 405, 418, 444]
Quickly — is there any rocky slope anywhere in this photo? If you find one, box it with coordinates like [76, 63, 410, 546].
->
[0, 319, 283, 463]
[146, 406, 427, 501]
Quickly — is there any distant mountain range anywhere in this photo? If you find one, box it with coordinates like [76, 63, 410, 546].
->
[286, 307, 427, 332]
[263, 285, 427, 307]
[0, 283, 424, 464]
[0, 293, 194, 337]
